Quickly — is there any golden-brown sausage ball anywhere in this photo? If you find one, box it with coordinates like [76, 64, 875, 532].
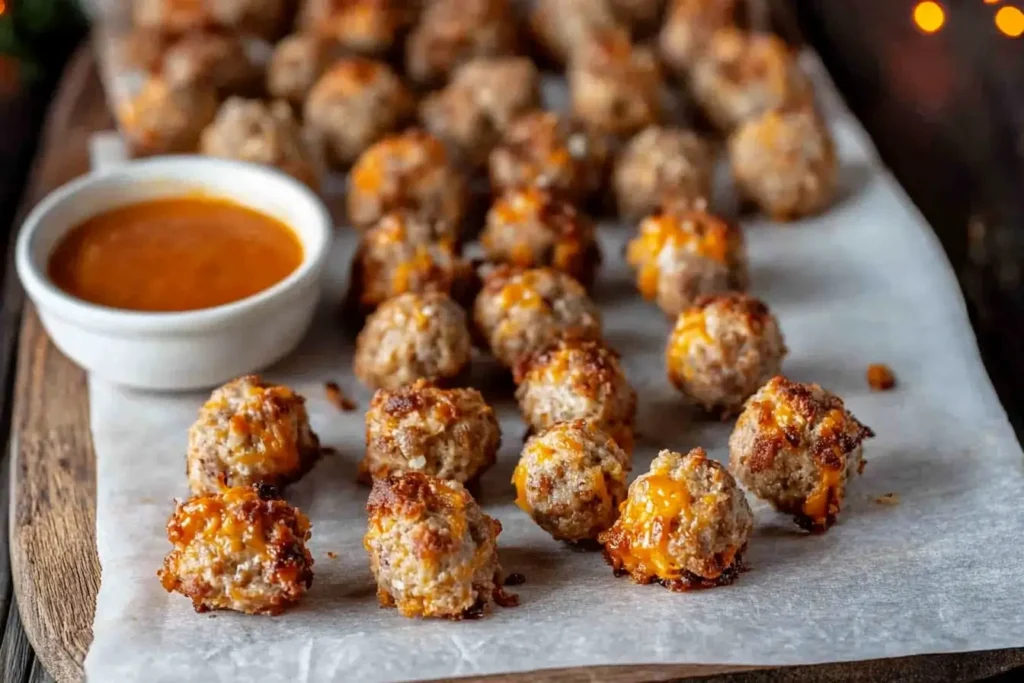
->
[568, 28, 662, 139]
[405, 0, 517, 87]
[354, 292, 472, 390]
[419, 57, 540, 168]
[690, 28, 813, 131]
[304, 58, 414, 168]
[348, 129, 467, 233]
[473, 266, 603, 368]
[728, 105, 837, 221]
[612, 126, 714, 221]
[481, 187, 600, 287]
[513, 420, 631, 542]
[158, 484, 314, 614]
[489, 110, 609, 203]
[362, 379, 501, 485]
[298, 0, 411, 56]
[599, 447, 752, 590]
[186, 375, 322, 495]
[658, 0, 738, 78]
[200, 98, 320, 188]
[348, 211, 470, 313]
[514, 337, 637, 453]
[530, 0, 621, 66]
[133, 0, 289, 40]
[120, 76, 218, 156]
[364, 472, 506, 618]
[728, 376, 874, 532]
[266, 33, 335, 107]
[626, 208, 748, 318]
[161, 31, 261, 97]
[666, 293, 786, 415]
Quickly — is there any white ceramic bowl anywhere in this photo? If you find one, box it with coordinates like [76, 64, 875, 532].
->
[16, 156, 333, 391]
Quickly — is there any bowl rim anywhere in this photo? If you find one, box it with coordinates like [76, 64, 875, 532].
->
[15, 156, 334, 335]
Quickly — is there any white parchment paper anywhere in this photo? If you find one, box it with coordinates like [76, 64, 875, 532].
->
[84, 58, 1024, 682]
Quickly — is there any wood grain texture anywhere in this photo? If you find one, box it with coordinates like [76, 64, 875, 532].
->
[6, 43, 1024, 683]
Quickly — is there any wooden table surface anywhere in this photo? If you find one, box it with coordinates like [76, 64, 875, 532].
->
[3, 3, 1024, 681]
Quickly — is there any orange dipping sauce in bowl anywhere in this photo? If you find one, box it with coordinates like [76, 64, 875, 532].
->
[47, 196, 303, 312]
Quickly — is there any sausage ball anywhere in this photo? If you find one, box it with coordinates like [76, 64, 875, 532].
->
[186, 375, 322, 495]
[529, 0, 621, 66]
[514, 337, 637, 453]
[599, 447, 753, 590]
[200, 98, 320, 188]
[612, 126, 715, 221]
[728, 376, 874, 532]
[666, 293, 786, 415]
[133, 0, 289, 40]
[569, 29, 662, 139]
[626, 208, 748, 318]
[362, 379, 501, 485]
[120, 76, 218, 156]
[365, 472, 506, 618]
[658, 0, 739, 78]
[297, 0, 411, 56]
[266, 33, 335, 107]
[513, 420, 630, 542]
[419, 57, 540, 168]
[473, 266, 603, 368]
[480, 187, 600, 287]
[355, 292, 473, 390]
[608, 0, 667, 36]
[348, 211, 470, 313]
[158, 484, 314, 614]
[348, 129, 467, 233]
[304, 58, 414, 168]
[161, 31, 261, 97]
[728, 105, 837, 221]
[405, 0, 517, 87]
[690, 28, 813, 131]
[489, 110, 609, 203]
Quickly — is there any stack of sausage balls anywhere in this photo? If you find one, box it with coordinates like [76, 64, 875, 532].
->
[155, 0, 877, 620]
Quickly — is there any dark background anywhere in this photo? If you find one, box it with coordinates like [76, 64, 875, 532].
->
[0, 0, 1022, 681]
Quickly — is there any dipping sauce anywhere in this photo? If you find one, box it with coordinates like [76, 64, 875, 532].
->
[48, 196, 303, 312]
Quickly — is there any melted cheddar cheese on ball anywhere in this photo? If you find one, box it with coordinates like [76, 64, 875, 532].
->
[473, 266, 603, 368]
[690, 28, 812, 131]
[568, 28, 662, 139]
[186, 375, 321, 496]
[599, 448, 753, 590]
[626, 208, 748, 318]
[728, 104, 837, 221]
[362, 379, 501, 485]
[665, 292, 786, 415]
[364, 472, 512, 618]
[489, 110, 608, 204]
[158, 484, 314, 615]
[481, 187, 600, 286]
[347, 211, 470, 314]
[728, 376, 874, 532]
[514, 337, 637, 454]
[304, 58, 413, 169]
[347, 130, 467, 234]
[513, 420, 631, 542]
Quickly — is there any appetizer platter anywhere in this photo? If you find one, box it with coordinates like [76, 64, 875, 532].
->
[9, 1, 1024, 682]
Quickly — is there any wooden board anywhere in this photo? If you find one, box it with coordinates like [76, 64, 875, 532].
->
[7, 43, 1024, 683]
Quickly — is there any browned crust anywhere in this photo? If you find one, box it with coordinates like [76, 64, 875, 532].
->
[602, 545, 748, 592]
[746, 376, 874, 475]
[689, 291, 773, 334]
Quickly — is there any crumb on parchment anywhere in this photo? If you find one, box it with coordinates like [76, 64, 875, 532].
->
[866, 363, 896, 391]
[326, 551, 338, 559]
[325, 381, 357, 411]
[874, 493, 900, 506]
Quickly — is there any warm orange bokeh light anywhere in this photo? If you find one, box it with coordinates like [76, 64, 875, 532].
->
[0, 0, 6, 15]
[995, 6, 1024, 37]
[913, 2, 946, 34]
[984, 0, 1001, 5]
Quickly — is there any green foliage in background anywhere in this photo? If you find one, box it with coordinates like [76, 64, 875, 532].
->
[0, 0, 88, 82]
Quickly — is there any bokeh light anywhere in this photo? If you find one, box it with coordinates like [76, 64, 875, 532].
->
[995, 6, 1024, 37]
[913, 2, 946, 34]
